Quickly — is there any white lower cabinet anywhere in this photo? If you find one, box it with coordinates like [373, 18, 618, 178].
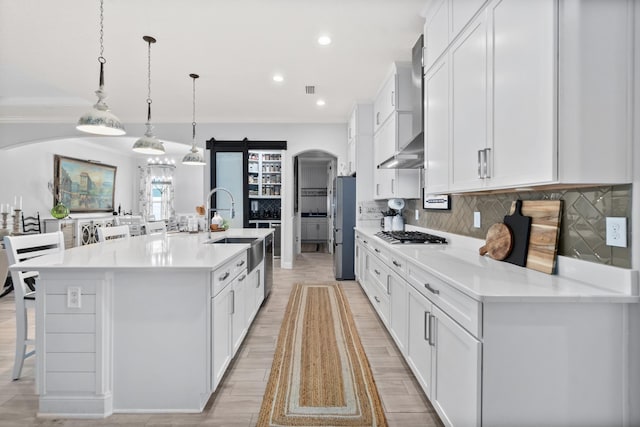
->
[355, 230, 632, 426]
[211, 284, 233, 391]
[231, 271, 248, 355]
[430, 304, 481, 427]
[388, 269, 408, 356]
[406, 272, 481, 427]
[407, 285, 434, 396]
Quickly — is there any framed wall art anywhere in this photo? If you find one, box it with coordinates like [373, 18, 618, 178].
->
[423, 191, 451, 210]
[54, 155, 117, 213]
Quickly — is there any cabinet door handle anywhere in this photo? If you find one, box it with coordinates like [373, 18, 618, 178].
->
[376, 112, 380, 125]
[219, 271, 230, 281]
[386, 276, 390, 295]
[363, 240, 368, 244]
[230, 290, 235, 314]
[428, 314, 436, 346]
[374, 248, 381, 253]
[483, 148, 491, 179]
[477, 149, 483, 179]
[236, 260, 245, 267]
[391, 178, 395, 194]
[238, 274, 246, 282]
[391, 90, 395, 107]
[424, 311, 431, 341]
[374, 269, 381, 276]
[424, 283, 440, 295]
[376, 183, 380, 196]
[392, 260, 401, 268]
[374, 296, 380, 303]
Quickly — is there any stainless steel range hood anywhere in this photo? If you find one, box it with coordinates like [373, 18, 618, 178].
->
[377, 35, 424, 170]
[377, 132, 423, 169]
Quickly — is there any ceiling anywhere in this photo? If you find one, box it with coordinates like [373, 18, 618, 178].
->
[0, 0, 426, 127]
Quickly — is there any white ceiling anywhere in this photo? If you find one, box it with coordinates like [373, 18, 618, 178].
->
[0, 0, 426, 126]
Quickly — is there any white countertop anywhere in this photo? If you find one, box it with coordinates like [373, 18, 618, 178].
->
[9, 228, 273, 272]
[356, 227, 639, 303]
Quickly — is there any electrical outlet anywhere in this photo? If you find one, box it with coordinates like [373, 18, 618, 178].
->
[606, 217, 627, 247]
[473, 211, 481, 228]
[415, 209, 419, 220]
[67, 287, 81, 308]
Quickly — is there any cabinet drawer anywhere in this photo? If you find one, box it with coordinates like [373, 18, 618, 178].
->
[371, 291, 389, 326]
[406, 260, 481, 337]
[367, 254, 390, 296]
[211, 253, 247, 297]
[369, 240, 406, 272]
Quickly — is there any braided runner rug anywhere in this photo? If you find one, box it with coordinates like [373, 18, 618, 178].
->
[257, 283, 387, 426]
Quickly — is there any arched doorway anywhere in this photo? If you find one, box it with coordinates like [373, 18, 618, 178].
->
[293, 150, 337, 256]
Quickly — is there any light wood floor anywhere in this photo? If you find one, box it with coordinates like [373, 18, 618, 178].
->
[0, 253, 443, 426]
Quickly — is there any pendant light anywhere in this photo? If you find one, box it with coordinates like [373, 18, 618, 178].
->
[182, 73, 206, 166]
[76, 0, 125, 136]
[132, 36, 165, 155]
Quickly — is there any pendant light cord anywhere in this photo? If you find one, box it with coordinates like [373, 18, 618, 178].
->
[192, 75, 197, 141]
[98, 0, 106, 88]
[146, 38, 153, 123]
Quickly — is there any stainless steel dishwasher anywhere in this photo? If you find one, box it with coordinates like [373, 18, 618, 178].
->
[263, 233, 273, 298]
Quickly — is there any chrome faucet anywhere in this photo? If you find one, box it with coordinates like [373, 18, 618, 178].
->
[206, 187, 235, 238]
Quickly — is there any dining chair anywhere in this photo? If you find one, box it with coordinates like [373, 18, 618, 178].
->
[97, 224, 130, 242]
[115, 216, 143, 236]
[3, 231, 65, 380]
[21, 212, 42, 234]
[145, 221, 167, 235]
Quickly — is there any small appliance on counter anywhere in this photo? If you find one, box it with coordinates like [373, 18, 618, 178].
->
[388, 198, 405, 231]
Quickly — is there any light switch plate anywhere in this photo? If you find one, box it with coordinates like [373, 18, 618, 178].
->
[473, 211, 481, 228]
[606, 217, 627, 247]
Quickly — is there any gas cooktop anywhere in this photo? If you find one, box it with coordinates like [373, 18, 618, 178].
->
[375, 231, 447, 245]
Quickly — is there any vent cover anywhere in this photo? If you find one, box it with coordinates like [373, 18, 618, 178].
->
[305, 85, 315, 94]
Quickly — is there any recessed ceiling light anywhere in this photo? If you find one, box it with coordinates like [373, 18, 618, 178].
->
[273, 74, 284, 83]
[317, 35, 332, 46]
[316, 99, 326, 106]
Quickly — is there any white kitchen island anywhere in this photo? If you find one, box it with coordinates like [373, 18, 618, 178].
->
[9, 229, 273, 418]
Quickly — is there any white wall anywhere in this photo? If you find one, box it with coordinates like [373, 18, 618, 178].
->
[0, 138, 137, 222]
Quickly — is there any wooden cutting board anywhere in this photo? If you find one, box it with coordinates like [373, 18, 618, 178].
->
[503, 200, 532, 267]
[508, 200, 563, 274]
[479, 223, 513, 261]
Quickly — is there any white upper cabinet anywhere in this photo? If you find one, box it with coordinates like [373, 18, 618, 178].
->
[424, 0, 487, 72]
[488, 0, 556, 188]
[347, 103, 374, 177]
[424, 59, 450, 194]
[423, 0, 633, 193]
[451, 0, 488, 36]
[424, 0, 450, 71]
[449, 14, 488, 192]
[373, 63, 412, 134]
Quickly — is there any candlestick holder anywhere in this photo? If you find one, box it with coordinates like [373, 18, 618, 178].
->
[0, 212, 9, 239]
[12, 209, 21, 235]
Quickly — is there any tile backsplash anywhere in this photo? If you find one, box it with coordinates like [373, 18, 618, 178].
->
[404, 185, 632, 268]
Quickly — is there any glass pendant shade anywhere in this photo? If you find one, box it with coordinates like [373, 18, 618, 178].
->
[132, 123, 165, 155]
[182, 143, 206, 165]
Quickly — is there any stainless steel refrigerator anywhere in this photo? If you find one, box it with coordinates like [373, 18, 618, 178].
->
[333, 176, 356, 280]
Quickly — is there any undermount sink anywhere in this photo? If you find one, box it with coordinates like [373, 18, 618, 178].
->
[205, 237, 264, 274]
[208, 237, 258, 244]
